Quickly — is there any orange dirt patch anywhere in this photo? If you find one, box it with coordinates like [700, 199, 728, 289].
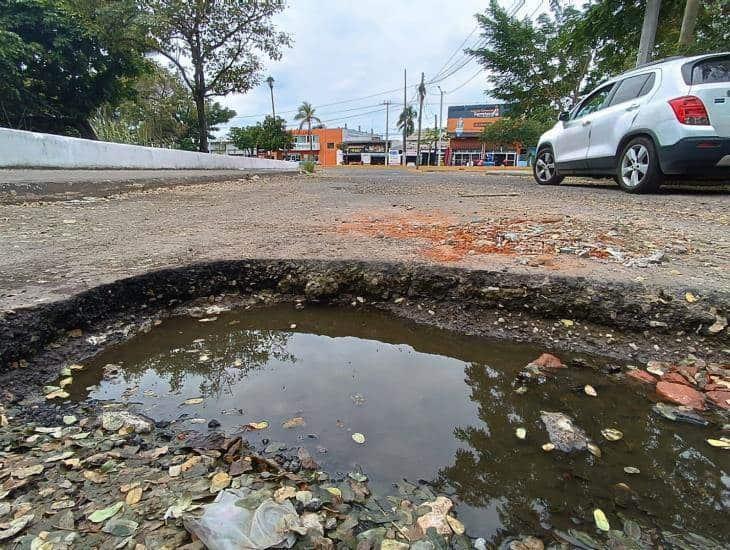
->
[338, 210, 569, 263]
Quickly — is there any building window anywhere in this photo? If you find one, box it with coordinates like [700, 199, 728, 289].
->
[327, 142, 335, 149]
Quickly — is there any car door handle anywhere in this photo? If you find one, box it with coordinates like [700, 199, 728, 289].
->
[626, 104, 640, 111]
[582, 120, 591, 126]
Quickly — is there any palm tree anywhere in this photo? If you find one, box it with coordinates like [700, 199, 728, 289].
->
[397, 106, 417, 136]
[294, 101, 321, 161]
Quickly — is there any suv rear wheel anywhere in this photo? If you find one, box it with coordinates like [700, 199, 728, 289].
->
[616, 137, 663, 193]
[533, 146, 564, 186]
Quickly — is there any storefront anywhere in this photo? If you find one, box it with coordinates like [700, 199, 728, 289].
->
[446, 103, 518, 166]
[342, 141, 388, 165]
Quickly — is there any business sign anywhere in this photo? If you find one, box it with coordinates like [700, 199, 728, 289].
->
[447, 104, 507, 135]
[388, 149, 400, 165]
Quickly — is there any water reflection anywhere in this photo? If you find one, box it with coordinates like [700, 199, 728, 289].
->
[435, 359, 730, 540]
[77, 305, 729, 543]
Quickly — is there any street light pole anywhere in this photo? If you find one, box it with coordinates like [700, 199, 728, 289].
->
[383, 100, 391, 166]
[266, 76, 276, 118]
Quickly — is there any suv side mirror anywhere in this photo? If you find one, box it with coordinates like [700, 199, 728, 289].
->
[558, 111, 570, 121]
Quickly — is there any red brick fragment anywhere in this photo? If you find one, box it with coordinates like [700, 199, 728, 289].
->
[627, 369, 657, 385]
[705, 390, 730, 410]
[531, 353, 565, 369]
[661, 372, 694, 387]
[656, 381, 705, 410]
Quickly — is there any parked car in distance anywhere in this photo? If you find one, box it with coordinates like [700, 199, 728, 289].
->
[534, 52, 730, 193]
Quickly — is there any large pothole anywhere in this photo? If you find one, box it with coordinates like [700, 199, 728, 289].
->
[1, 260, 728, 548]
[50, 304, 730, 542]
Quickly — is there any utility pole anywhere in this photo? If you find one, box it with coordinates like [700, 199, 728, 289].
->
[266, 76, 276, 118]
[637, 0, 661, 66]
[415, 73, 425, 169]
[402, 68, 407, 166]
[383, 100, 391, 166]
[679, 0, 700, 47]
[437, 86, 444, 166]
[431, 114, 437, 166]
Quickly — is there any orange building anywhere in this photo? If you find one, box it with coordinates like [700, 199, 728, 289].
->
[286, 127, 386, 166]
[287, 128, 343, 166]
[445, 103, 518, 166]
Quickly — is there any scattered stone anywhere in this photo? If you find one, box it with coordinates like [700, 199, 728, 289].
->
[540, 411, 589, 452]
[656, 381, 705, 410]
[530, 353, 565, 369]
[100, 410, 153, 433]
[626, 369, 657, 384]
[706, 390, 730, 410]
[509, 536, 545, 550]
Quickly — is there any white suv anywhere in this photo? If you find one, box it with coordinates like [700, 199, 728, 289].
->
[534, 53, 730, 193]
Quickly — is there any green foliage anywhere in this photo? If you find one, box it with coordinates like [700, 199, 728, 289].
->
[91, 65, 236, 149]
[0, 0, 148, 137]
[470, 0, 729, 122]
[468, 0, 589, 123]
[301, 160, 316, 174]
[229, 116, 292, 155]
[293, 102, 320, 160]
[294, 102, 321, 130]
[479, 118, 549, 148]
[397, 106, 417, 136]
[142, 0, 291, 151]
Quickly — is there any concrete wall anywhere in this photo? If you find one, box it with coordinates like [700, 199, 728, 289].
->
[0, 128, 298, 171]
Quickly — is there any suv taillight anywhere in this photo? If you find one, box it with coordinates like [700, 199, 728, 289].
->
[668, 95, 710, 125]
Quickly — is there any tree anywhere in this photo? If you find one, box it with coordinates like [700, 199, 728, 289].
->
[229, 115, 292, 156]
[294, 102, 321, 161]
[0, 0, 148, 137]
[91, 64, 236, 150]
[143, 0, 291, 152]
[468, 0, 590, 123]
[480, 117, 549, 165]
[422, 128, 442, 166]
[469, 0, 728, 123]
[397, 106, 417, 137]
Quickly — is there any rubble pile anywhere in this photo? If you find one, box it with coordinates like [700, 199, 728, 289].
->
[338, 210, 694, 266]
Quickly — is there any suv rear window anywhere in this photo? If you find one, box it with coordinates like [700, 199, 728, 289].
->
[608, 73, 654, 106]
[683, 55, 730, 84]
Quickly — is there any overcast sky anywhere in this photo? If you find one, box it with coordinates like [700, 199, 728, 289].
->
[217, 0, 576, 136]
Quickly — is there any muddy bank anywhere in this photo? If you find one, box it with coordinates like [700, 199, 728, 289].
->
[2, 259, 728, 384]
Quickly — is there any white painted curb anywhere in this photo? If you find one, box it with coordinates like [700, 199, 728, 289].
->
[0, 128, 298, 171]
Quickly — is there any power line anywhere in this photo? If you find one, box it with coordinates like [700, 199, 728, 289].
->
[444, 68, 484, 94]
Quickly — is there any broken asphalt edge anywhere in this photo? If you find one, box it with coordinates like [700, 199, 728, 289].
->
[2, 258, 727, 373]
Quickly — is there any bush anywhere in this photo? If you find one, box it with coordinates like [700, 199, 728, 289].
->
[301, 160, 316, 174]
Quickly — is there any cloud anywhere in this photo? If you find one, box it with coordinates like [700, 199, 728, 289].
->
[217, 0, 555, 136]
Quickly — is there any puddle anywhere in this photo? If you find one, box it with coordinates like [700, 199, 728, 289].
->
[74, 305, 729, 542]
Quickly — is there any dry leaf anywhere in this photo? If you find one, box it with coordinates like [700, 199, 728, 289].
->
[593, 508, 610, 531]
[126, 486, 143, 505]
[351, 432, 366, 444]
[584, 385, 598, 397]
[182, 397, 204, 405]
[210, 472, 231, 492]
[601, 428, 623, 441]
[282, 417, 305, 429]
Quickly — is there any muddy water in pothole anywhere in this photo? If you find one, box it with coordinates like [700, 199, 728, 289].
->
[74, 305, 729, 543]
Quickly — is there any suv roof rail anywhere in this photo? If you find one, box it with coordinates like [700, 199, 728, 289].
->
[635, 55, 685, 69]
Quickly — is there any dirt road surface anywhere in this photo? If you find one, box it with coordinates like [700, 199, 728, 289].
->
[1, 167, 728, 311]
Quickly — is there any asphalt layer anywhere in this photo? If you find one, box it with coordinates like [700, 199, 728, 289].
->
[0, 167, 728, 313]
[0, 168, 292, 203]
